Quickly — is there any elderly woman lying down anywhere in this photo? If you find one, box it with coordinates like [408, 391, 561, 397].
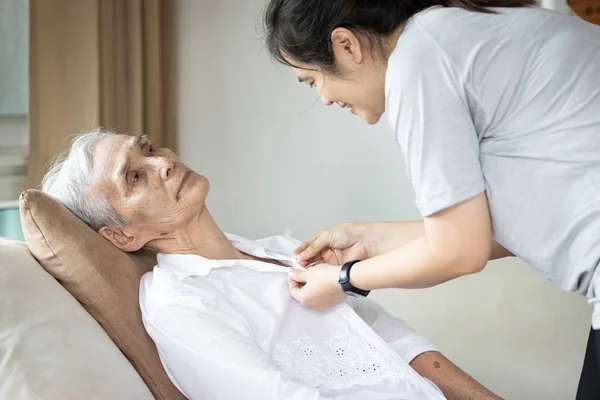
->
[42, 131, 499, 400]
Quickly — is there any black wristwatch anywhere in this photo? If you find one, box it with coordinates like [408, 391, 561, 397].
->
[339, 260, 371, 297]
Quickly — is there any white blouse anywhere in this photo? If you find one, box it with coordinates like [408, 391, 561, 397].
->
[139, 234, 444, 399]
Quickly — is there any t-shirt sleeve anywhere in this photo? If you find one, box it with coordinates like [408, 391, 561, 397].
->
[385, 24, 485, 217]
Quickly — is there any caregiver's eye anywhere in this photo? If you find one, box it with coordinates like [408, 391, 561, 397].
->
[309, 82, 316, 89]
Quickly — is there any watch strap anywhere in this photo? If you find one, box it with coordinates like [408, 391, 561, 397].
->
[339, 260, 370, 297]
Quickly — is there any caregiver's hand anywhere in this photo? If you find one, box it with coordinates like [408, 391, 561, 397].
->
[288, 264, 347, 311]
[294, 223, 369, 267]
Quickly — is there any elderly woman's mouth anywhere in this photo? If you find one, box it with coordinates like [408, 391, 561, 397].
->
[177, 170, 192, 200]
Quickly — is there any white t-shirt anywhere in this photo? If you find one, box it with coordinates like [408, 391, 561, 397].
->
[385, 6, 600, 326]
[139, 234, 443, 400]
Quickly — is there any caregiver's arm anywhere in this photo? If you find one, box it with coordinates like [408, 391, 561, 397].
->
[351, 193, 492, 290]
[352, 220, 511, 260]
[411, 352, 502, 400]
[295, 218, 511, 270]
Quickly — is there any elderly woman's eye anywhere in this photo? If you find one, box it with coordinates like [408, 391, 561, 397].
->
[133, 172, 140, 184]
[148, 145, 155, 154]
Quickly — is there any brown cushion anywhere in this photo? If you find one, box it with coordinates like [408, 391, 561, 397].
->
[19, 189, 186, 400]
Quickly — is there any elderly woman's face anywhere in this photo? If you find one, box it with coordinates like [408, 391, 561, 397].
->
[91, 134, 209, 251]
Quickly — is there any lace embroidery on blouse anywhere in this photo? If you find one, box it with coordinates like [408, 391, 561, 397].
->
[262, 305, 419, 391]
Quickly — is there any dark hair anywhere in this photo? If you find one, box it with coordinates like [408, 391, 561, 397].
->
[264, 0, 533, 73]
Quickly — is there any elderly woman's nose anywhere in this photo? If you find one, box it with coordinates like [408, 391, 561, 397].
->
[152, 157, 174, 180]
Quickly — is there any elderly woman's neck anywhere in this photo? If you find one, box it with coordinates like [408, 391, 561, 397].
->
[149, 207, 246, 260]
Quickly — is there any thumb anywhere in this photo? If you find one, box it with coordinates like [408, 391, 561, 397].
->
[288, 269, 307, 283]
[288, 278, 304, 304]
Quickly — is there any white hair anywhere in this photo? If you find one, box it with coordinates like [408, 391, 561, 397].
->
[42, 130, 128, 231]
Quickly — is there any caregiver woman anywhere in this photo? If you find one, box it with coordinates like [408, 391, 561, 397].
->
[264, 0, 600, 397]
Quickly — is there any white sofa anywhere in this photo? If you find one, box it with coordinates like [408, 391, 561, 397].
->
[0, 238, 154, 400]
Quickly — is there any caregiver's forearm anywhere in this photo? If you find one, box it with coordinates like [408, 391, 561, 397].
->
[350, 235, 483, 290]
[357, 221, 512, 261]
[410, 352, 502, 400]
[356, 221, 425, 257]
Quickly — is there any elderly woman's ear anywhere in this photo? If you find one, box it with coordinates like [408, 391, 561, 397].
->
[99, 226, 144, 253]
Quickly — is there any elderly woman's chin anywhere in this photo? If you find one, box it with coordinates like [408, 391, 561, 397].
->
[181, 172, 210, 207]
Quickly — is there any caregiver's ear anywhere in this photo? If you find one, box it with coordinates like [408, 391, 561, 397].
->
[330, 27, 364, 63]
[98, 226, 144, 252]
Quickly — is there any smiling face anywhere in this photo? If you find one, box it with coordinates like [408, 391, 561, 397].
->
[288, 27, 389, 125]
[91, 134, 210, 252]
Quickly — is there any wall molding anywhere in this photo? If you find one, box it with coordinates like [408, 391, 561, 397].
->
[0, 146, 28, 201]
[0, 146, 28, 177]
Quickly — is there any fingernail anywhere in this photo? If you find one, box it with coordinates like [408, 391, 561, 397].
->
[298, 252, 306, 260]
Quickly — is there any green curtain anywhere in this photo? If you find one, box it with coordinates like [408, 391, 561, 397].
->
[0, 206, 24, 241]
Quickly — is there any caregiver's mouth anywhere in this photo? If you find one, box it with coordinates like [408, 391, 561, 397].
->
[177, 170, 191, 200]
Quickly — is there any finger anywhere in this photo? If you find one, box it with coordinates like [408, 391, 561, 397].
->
[296, 231, 331, 261]
[288, 276, 302, 289]
[293, 231, 321, 255]
[294, 229, 331, 257]
[298, 256, 323, 267]
[288, 269, 307, 283]
[288, 278, 304, 302]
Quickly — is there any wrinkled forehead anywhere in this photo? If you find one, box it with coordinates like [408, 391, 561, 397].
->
[88, 134, 132, 191]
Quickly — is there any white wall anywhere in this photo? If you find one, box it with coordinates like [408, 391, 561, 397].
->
[539, 0, 574, 14]
[172, 1, 592, 398]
